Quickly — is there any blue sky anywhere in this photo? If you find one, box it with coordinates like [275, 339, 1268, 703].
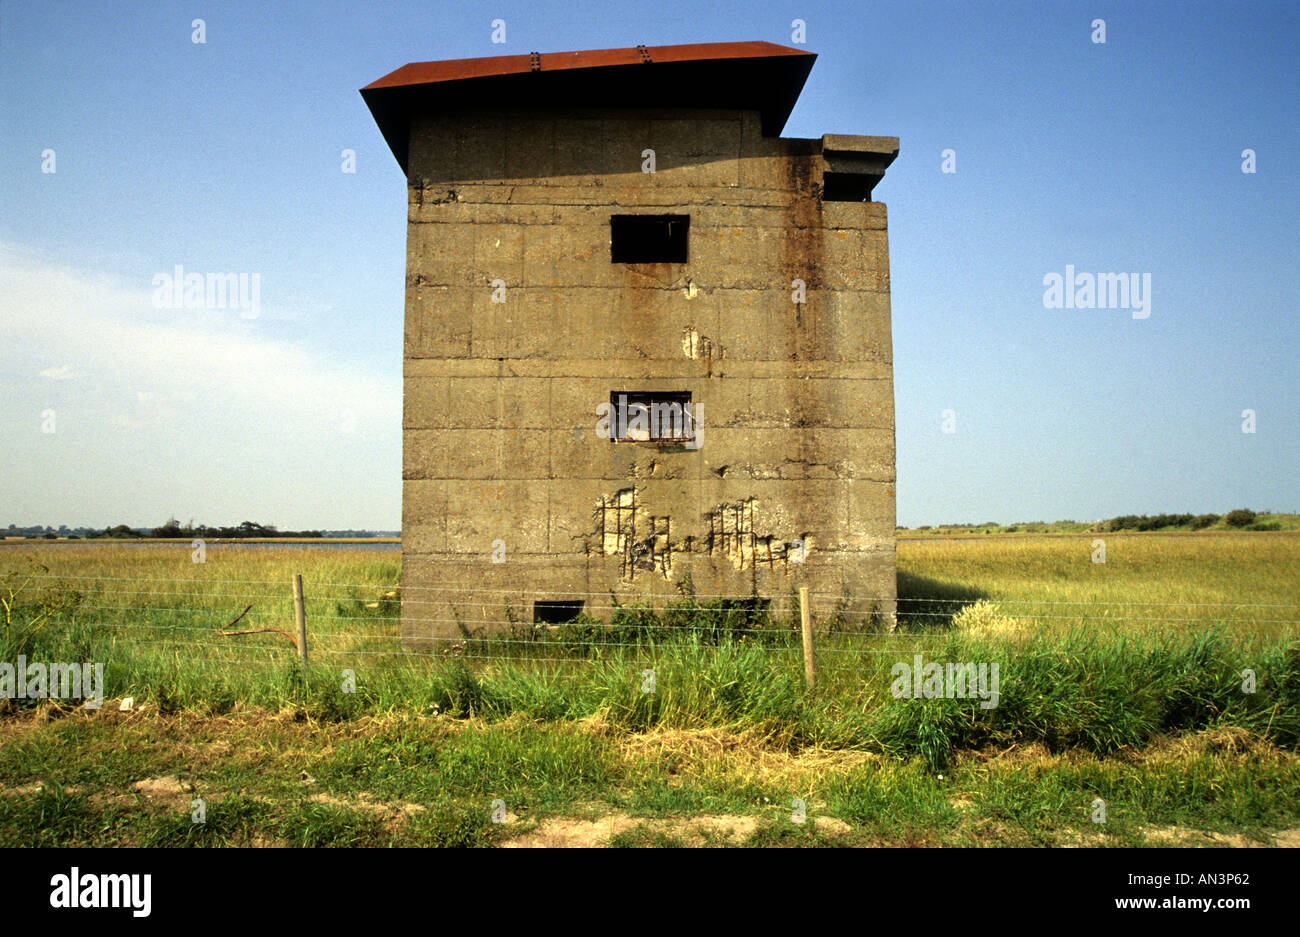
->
[1, 0, 1295, 529]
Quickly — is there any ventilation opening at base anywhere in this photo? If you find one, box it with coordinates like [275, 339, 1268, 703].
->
[610, 214, 690, 263]
[534, 600, 584, 624]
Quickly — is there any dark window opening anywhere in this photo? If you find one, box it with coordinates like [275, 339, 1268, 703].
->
[534, 600, 584, 624]
[822, 172, 873, 202]
[608, 391, 696, 443]
[610, 214, 689, 263]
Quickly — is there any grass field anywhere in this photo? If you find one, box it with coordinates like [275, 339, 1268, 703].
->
[1, 532, 1297, 847]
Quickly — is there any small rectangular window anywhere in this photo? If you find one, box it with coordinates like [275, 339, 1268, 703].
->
[608, 391, 695, 443]
[822, 172, 873, 202]
[610, 214, 689, 263]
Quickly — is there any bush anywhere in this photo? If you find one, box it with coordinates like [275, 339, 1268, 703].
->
[951, 600, 1029, 639]
[1224, 509, 1257, 528]
[1247, 521, 1281, 531]
[1190, 513, 1220, 530]
[1109, 513, 1212, 531]
[1126, 514, 1192, 531]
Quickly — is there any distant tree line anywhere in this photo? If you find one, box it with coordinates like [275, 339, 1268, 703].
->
[1099, 509, 1280, 532]
[1102, 513, 1218, 531]
[4, 519, 397, 540]
[92, 519, 325, 539]
[3, 524, 78, 539]
[898, 509, 1284, 533]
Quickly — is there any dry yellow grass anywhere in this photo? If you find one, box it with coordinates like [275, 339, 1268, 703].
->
[898, 531, 1300, 638]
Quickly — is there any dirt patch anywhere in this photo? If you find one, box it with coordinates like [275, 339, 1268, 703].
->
[132, 776, 187, 797]
[0, 781, 81, 797]
[125, 776, 193, 810]
[683, 814, 760, 843]
[307, 791, 426, 831]
[1140, 825, 1270, 848]
[502, 812, 767, 848]
[1056, 828, 1109, 847]
[503, 814, 641, 848]
[813, 816, 852, 836]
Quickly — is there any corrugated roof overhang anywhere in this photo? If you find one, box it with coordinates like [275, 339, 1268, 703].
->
[361, 41, 817, 173]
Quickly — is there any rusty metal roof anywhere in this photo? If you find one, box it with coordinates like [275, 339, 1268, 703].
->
[362, 41, 817, 173]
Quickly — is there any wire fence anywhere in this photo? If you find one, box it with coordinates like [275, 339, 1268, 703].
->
[6, 569, 1299, 680]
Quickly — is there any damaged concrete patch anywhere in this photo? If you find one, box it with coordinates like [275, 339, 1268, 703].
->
[702, 498, 800, 571]
[592, 490, 804, 579]
[680, 325, 722, 361]
[595, 487, 673, 580]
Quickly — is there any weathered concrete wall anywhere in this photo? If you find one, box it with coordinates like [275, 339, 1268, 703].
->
[400, 106, 896, 644]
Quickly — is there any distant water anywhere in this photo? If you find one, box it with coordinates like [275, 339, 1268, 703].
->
[221, 542, 400, 551]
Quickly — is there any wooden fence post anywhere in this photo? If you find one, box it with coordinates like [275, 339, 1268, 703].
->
[799, 586, 814, 691]
[293, 574, 308, 665]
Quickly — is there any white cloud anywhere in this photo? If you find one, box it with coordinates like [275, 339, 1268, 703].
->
[0, 242, 397, 425]
[0, 242, 401, 528]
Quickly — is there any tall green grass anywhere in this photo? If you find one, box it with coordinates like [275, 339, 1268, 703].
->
[2, 538, 1297, 770]
[11, 615, 1296, 769]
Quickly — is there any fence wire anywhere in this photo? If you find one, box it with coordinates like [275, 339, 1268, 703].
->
[3, 569, 1295, 678]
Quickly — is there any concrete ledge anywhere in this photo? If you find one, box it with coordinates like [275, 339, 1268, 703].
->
[821, 134, 900, 157]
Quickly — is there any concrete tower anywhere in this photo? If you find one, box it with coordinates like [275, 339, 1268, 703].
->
[362, 41, 899, 646]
